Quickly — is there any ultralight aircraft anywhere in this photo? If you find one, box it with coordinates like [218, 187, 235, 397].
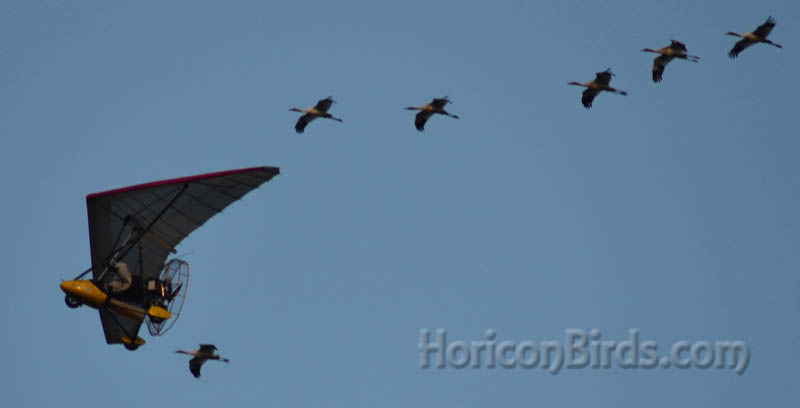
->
[60, 166, 280, 350]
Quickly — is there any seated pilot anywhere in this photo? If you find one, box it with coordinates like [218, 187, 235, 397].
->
[107, 262, 132, 294]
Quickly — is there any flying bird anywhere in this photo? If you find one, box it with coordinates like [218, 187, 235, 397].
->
[726, 16, 783, 58]
[641, 39, 700, 83]
[405, 97, 459, 131]
[175, 344, 230, 378]
[568, 68, 628, 108]
[290, 96, 343, 133]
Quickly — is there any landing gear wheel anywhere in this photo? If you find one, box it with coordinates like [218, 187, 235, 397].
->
[124, 343, 139, 351]
[65, 295, 81, 309]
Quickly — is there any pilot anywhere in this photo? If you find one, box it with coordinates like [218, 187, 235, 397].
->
[107, 262, 132, 293]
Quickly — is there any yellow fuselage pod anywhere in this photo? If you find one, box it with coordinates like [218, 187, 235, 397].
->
[60, 280, 107, 307]
[60, 280, 171, 322]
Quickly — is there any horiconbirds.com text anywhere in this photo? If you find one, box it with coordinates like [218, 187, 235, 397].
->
[418, 329, 749, 375]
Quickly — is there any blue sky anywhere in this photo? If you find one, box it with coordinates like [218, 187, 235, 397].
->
[2, 0, 799, 406]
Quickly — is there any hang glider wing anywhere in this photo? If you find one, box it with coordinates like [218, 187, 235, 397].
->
[85, 166, 280, 344]
[99, 308, 144, 345]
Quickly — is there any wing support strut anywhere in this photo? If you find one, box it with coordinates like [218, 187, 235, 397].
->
[74, 183, 189, 280]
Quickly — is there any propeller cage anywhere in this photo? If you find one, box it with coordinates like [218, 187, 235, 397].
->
[146, 258, 190, 336]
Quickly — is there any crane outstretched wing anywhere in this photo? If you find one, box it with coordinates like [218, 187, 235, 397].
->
[581, 88, 599, 108]
[189, 357, 204, 378]
[728, 39, 752, 59]
[414, 111, 433, 131]
[753, 17, 776, 38]
[652, 55, 672, 83]
[313, 97, 335, 113]
[295, 113, 316, 133]
[429, 97, 450, 109]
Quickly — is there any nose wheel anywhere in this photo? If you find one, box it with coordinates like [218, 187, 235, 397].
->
[65, 295, 82, 309]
